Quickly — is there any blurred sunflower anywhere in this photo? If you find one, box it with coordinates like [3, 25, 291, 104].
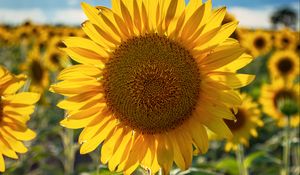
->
[0, 27, 12, 45]
[221, 12, 236, 25]
[48, 36, 66, 49]
[242, 31, 272, 57]
[52, 0, 254, 174]
[0, 65, 40, 172]
[14, 26, 32, 43]
[260, 80, 299, 127]
[275, 29, 296, 50]
[223, 93, 263, 151]
[268, 50, 299, 81]
[295, 39, 300, 56]
[44, 48, 70, 71]
[21, 47, 49, 93]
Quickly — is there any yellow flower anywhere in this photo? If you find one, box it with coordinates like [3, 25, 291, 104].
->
[0, 65, 40, 172]
[51, 0, 254, 174]
[268, 50, 299, 81]
[224, 93, 263, 151]
[242, 30, 272, 57]
[21, 47, 49, 93]
[274, 28, 297, 50]
[43, 47, 70, 72]
[260, 79, 299, 127]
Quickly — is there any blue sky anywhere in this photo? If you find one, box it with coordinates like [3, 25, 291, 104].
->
[0, 0, 298, 28]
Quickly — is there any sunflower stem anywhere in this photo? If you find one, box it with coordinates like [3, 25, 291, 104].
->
[282, 116, 291, 175]
[62, 128, 75, 175]
[236, 144, 248, 175]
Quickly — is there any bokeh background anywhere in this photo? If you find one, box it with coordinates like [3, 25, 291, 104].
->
[0, 0, 299, 174]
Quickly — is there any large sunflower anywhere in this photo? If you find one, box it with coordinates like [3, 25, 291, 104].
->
[268, 50, 299, 81]
[51, 0, 254, 174]
[0, 65, 40, 172]
[223, 93, 263, 151]
[260, 79, 299, 127]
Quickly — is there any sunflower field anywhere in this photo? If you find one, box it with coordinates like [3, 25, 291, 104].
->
[0, 0, 299, 175]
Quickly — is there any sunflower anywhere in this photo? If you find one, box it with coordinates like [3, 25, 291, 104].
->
[0, 65, 40, 172]
[242, 30, 272, 57]
[274, 29, 297, 50]
[0, 27, 12, 45]
[223, 93, 263, 151]
[268, 50, 299, 81]
[43, 47, 70, 72]
[21, 47, 49, 93]
[260, 79, 299, 127]
[51, 0, 254, 174]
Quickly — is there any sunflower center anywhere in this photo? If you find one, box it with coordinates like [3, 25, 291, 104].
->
[103, 34, 200, 134]
[224, 109, 246, 131]
[273, 90, 295, 108]
[31, 60, 44, 83]
[254, 37, 266, 49]
[277, 57, 293, 74]
[282, 37, 290, 46]
[50, 54, 60, 64]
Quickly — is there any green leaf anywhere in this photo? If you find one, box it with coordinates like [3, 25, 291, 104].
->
[215, 157, 239, 175]
[244, 151, 266, 168]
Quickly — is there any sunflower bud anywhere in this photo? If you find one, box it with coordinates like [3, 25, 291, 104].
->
[278, 98, 299, 116]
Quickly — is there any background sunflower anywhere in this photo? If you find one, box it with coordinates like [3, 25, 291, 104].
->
[0, 65, 40, 172]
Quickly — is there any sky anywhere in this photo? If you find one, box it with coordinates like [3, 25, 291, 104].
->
[0, 0, 299, 28]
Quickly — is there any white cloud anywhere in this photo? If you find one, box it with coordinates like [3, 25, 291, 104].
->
[228, 6, 274, 29]
[0, 8, 47, 24]
[51, 9, 87, 25]
[66, 0, 80, 6]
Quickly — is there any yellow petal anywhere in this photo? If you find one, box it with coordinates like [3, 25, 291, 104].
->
[217, 53, 253, 72]
[2, 126, 36, 141]
[169, 132, 185, 170]
[181, 3, 206, 39]
[208, 72, 255, 89]
[164, 0, 178, 29]
[4, 92, 40, 105]
[200, 117, 232, 139]
[202, 7, 226, 33]
[78, 114, 111, 144]
[63, 37, 109, 59]
[81, 2, 121, 42]
[60, 107, 101, 129]
[80, 119, 117, 154]
[119, 0, 135, 35]
[200, 44, 245, 70]
[133, 0, 142, 33]
[156, 134, 174, 174]
[0, 130, 28, 153]
[61, 47, 105, 68]
[81, 21, 116, 49]
[109, 130, 133, 171]
[101, 127, 123, 164]
[57, 64, 102, 80]
[0, 136, 18, 159]
[187, 119, 208, 154]
[0, 153, 5, 172]
[57, 92, 103, 110]
[197, 21, 238, 50]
